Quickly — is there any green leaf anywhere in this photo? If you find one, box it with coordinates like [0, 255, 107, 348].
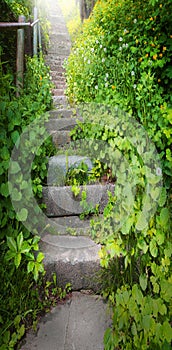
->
[11, 188, 22, 201]
[139, 274, 147, 291]
[10, 161, 21, 174]
[158, 187, 167, 207]
[16, 208, 28, 222]
[132, 284, 143, 305]
[137, 239, 148, 254]
[36, 252, 44, 263]
[162, 321, 172, 343]
[0, 183, 9, 197]
[156, 230, 165, 246]
[20, 241, 31, 254]
[150, 238, 158, 257]
[27, 261, 34, 273]
[11, 130, 20, 144]
[136, 212, 148, 231]
[14, 252, 22, 268]
[1, 146, 10, 160]
[7, 236, 17, 252]
[17, 232, 23, 250]
[160, 208, 169, 226]
[131, 322, 137, 336]
[142, 315, 151, 331]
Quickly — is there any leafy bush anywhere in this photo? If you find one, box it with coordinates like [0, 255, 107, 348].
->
[65, 0, 172, 348]
[0, 48, 55, 348]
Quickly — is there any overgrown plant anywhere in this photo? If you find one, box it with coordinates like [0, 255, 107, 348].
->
[0, 45, 56, 348]
[67, 103, 172, 348]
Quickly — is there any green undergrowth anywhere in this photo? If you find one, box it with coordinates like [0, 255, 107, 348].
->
[0, 45, 60, 348]
[65, 0, 172, 348]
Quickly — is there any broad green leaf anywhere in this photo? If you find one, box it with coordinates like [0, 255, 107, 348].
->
[132, 284, 143, 305]
[1, 146, 10, 160]
[150, 187, 160, 200]
[131, 322, 137, 336]
[21, 241, 31, 254]
[16, 208, 28, 222]
[160, 208, 169, 226]
[123, 290, 130, 305]
[156, 230, 165, 246]
[10, 161, 21, 174]
[158, 187, 167, 207]
[11, 130, 20, 144]
[7, 236, 17, 252]
[27, 261, 34, 273]
[139, 274, 147, 291]
[159, 303, 167, 316]
[18, 325, 25, 340]
[33, 264, 39, 281]
[14, 252, 22, 268]
[11, 188, 22, 201]
[36, 252, 44, 263]
[162, 321, 172, 343]
[137, 239, 148, 254]
[142, 315, 151, 331]
[5, 250, 16, 261]
[0, 183, 9, 197]
[136, 212, 148, 231]
[150, 238, 158, 257]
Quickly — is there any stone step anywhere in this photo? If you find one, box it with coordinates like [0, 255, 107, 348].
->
[47, 108, 77, 119]
[42, 184, 115, 217]
[48, 47, 71, 56]
[52, 82, 66, 89]
[52, 88, 65, 96]
[49, 33, 71, 42]
[46, 117, 78, 131]
[47, 155, 93, 186]
[50, 216, 91, 236]
[52, 95, 68, 108]
[40, 234, 102, 291]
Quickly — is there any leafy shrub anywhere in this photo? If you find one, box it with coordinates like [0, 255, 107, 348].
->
[0, 48, 56, 347]
[65, 0, 172, 347]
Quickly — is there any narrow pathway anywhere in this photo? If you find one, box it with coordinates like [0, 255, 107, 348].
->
[45, 0, 71, 106]
[20, 2, 111, 349]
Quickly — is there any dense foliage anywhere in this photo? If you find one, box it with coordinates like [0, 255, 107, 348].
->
[0, 1, 62, 348]
[65, 0, 172, 348]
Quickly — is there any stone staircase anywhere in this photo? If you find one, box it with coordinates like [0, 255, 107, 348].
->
[40, 0, 108, 292]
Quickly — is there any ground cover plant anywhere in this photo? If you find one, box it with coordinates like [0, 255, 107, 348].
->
[65, 0, 172, 348]
[0, 1, 68, 348]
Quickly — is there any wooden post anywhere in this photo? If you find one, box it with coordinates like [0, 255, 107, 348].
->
[33, 7, 38, 56]
[16, 15, 25, 97]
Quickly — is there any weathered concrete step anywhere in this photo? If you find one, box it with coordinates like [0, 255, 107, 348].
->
[47, 155, 93, 186]
[48, 47, 71, 56]
[52, 82, 66, 89]
[50, 71, 65, 78]
[47, 108, 77, 119]
[46, 117, 78, 131]
[52, 89, 65, 96]
[52, 96, 68, 108]
[49, 33, 71, 42]
[40, 235, 101, 291]
[46, 55, 67, 62]
[42, 184, 115, 217]
[20, 292, 111, 350]
[50, 216, 91, 236]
